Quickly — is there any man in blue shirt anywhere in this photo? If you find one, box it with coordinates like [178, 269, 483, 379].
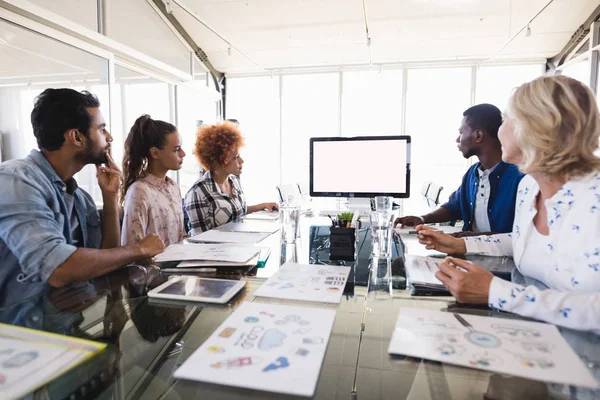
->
[0, 89, 165, 307]
[395, 104, 524, 235]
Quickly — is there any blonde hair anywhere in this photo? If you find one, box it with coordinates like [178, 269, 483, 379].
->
[507, 75, 600, 180]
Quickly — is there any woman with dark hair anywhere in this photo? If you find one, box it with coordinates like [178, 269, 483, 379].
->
[121, 115, 186, 247]
[184, 121, 278, 234]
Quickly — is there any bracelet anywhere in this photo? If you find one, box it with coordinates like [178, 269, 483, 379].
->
[417, 216, 426, 224]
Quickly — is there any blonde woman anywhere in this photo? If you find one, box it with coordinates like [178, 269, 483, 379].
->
[417, 75, 600, 332]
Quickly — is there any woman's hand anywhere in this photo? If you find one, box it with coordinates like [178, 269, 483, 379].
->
[262, 202, 279, 211]
[416, 225, 467, 254]
[435, 257, 494, 304]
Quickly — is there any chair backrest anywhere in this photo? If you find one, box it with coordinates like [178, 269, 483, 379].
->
[420, 182, 430, 197]
[425, 182, 443, 206]
[277, 184, 301, 203]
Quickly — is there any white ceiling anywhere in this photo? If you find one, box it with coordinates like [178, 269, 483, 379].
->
[172, 0, 599, 74]
[0, 0, 596, 84]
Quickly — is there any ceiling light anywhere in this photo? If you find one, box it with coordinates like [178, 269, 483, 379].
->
[228, 47, 232, 56]
[526, 23, 531, 37]
[164, 0, 173, 14]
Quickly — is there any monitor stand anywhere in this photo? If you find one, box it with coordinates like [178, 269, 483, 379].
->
[347, 198, 372, 211]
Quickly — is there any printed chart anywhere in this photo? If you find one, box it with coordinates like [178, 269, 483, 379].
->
[254, 263, 351, 304]
[387, 308, 598, 388]
[175, 302, 336, 397]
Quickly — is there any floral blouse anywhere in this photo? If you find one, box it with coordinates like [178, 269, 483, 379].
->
[121, 173, 184, 247]
[464, 173, 600, 333]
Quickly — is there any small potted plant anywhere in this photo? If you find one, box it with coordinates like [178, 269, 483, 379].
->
[336, 212, 361, 228]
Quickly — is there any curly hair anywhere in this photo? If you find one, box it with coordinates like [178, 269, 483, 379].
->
[194, 121, 245, 171]
[507, 75, 600, 180]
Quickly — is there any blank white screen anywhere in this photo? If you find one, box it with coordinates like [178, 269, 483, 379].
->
[312, 139, 408, 195]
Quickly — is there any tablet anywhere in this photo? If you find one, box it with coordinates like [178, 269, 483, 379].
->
[148, 276, 246, 304]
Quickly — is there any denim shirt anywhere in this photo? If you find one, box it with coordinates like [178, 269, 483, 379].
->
[0, 150, 102, 307]
[442, 161, 524, 233]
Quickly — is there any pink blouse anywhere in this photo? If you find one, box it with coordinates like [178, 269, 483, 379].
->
[121, 173, 184, 247]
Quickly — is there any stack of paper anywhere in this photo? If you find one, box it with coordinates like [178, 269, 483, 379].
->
[154, 243, 259, 264]
[404, 255, 446, 290]
[0, 323, 106, 399]
[174, 302, 336, 397]
[215, 221, 281, 234]
[388, 308, 598, 388]
[255, 263, 351, 304]
[176, 255, 259, 269]
[404, 255, 515, 295]
[188, 230, 272, 244]
[242, 210, 280, 221]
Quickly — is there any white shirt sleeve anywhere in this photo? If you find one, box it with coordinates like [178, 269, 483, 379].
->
[489, 277, 600, 334]
[463, 233, 514, 257]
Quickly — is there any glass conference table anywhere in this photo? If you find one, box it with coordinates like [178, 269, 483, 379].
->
[1, 216, 599, 400]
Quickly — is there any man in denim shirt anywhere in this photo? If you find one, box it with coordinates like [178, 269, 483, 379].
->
[0, 89, 165, 307]
[395, 104, 524, 235]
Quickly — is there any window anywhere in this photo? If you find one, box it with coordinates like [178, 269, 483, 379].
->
[226, 76, 280, 204]
[111, 65, 172, 178]
[177, 80, 220, 195]
[341, 70, 403, 137]
[281, 73, 339, 192]
[0, 18, 110, 203]
[404, 67, 472, 215]
[560, 59, 591, 87]
[476, 64, 543, 110]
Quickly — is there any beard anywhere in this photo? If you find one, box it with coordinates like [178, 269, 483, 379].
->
[462, 147, 476, 159]
[76, 141, 108, 165]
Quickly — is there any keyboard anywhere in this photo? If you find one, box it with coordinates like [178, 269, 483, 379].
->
[317, 209, 372, 218]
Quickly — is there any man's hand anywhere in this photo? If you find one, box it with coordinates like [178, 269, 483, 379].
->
[434, 257, 494, 304]
[104, 300, 127, 338]
[137, 233, 165, 258]
[97, 152, 122, 196]
[393, 215, 424, 228]
[417, 225, 467, 254]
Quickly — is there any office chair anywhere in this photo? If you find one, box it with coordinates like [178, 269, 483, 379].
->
[423, 181, 443, 210]
[276, 184, 301, 204]
[420, 182, 431, 197]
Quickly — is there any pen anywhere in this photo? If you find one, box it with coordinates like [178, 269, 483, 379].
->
[327, 214, 335, 226]
[407, 229, 442, 234]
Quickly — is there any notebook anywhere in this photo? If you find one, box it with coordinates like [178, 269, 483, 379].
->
[405, 254, 515, 296]
[242, 210, 280, 221]
[0, 323, 105, 399]
[188, 230, 272, 244]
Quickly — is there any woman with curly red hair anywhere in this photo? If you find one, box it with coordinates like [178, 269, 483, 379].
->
[184, 121, 278, 234]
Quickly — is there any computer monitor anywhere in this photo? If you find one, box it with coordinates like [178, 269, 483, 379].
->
[309, 136, 411, 198]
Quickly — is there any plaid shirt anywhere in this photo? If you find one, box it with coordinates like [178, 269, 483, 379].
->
[184, 171, 247, 235]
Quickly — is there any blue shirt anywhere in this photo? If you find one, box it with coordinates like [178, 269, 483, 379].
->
[442, 161, 524, 233]
[0, 150, 102, 307]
